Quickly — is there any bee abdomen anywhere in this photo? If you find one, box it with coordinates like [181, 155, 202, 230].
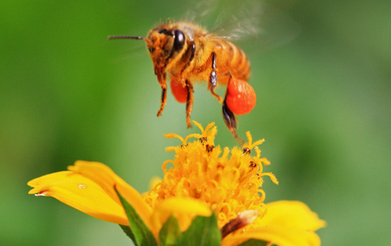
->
[224, 42, 251, 81]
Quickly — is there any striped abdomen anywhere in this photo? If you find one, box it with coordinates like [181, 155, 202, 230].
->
[213, 39, 251, 83]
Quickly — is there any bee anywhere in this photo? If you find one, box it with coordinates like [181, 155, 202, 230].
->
[109, 21, 256, 144]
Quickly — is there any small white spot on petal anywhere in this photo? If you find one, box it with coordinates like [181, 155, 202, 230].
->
[78, 184, 87, 189]
[238, 210, 258, 224]
[35, 192, 46, 197]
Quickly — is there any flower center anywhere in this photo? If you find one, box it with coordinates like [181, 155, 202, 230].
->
[143, 122, 278, 229]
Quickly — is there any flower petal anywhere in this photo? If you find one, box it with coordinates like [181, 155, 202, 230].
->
[68, 161, 153, 229]
[150, 197, 212, 232]
[28, 171, 128, 225]
[222, 200, 325, 246]
[222, 226, 321, 246]
[261, 201, 326, 231]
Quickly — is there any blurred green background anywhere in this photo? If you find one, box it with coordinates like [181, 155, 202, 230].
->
[1, 0, 390, 245]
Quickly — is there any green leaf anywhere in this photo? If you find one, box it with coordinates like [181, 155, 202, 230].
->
[237, 239, 269, 246]
[159, 215, 181, 246]
[119, 224, 137, 245]
[178, 214, 221, 246]
[115, 187, 158, 246]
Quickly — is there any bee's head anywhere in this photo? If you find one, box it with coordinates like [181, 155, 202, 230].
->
[146, 26, 186, 61]
[108, 24, 186, 80]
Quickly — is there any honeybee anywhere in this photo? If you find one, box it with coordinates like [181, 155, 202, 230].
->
[109, 21, 256, 144]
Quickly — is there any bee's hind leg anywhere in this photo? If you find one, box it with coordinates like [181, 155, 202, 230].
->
[222, 101, 244, 146]
[185, 79, 194, 128]
[222, 74, 245, 146]
[208, 52, 223, 103]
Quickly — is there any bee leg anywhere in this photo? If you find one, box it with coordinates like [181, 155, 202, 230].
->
[222, 87, 245, 146]
[157, 85, 167, 117]
[209, 52, 223, 103]
[185, 79, 194, 128]
[156, 71, 167, 117]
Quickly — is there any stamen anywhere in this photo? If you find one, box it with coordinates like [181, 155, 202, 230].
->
[261, 172, 279, 184]
[164, 133, 184, 143]
[162, 160, 175, 174]
[203, 122, 215, 134]
[251, 139, 265, 149]
[183, 133, 202, 145]
[258, 189, 266, 202]
[254, 146, 261, 159]
[246, 131, 253, 147]
[193, 120, 204, 133]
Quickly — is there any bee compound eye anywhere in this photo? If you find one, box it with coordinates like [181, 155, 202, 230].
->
[173, 30, 185, 51]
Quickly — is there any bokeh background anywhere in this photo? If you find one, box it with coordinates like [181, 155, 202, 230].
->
[1, 0, 390, 245]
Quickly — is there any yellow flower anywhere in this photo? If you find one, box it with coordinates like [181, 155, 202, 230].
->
[28, 122, 325, 245]
[144, 122, 277, 231]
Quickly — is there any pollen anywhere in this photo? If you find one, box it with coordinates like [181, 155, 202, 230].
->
[143, 122, 278, 230]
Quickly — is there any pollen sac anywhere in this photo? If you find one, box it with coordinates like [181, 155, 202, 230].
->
[225, 77, 256, 115]
[170, 77, 188, 103]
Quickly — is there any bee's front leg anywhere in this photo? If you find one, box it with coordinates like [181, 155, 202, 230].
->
[157, 85, 167, 117]
[156, 71, 167, 117]
[209, 52, 223, 103]
[185, 79, 194, 128]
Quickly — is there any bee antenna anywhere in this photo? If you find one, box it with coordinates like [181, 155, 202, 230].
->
[108, 35, 142, 40]
[108, 35, 152, 45]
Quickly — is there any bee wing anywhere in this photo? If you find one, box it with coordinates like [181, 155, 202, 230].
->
[186, 0, 300, 53]
[220, 1, 300, 52]
[185, 0, 219, 23]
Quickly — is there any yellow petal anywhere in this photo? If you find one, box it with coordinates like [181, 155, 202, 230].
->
[28, 171, 129, 225]
[150, 197, 212, 232]
[68, 161, 153, 230]
[222, 226, 321, 246]
[261, 201, 326, 231]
